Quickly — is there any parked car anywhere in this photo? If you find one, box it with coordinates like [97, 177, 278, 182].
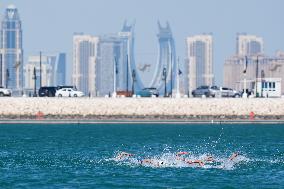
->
[220, 87, 241, 98]
[57, 85, 77, 90]
[136, 88, 159, 97]
[38, 86, 57, 97]
[55, 88, 84, 97]
[0, 86, 12, 97]
[192, 86, 219, 97]
[116, 91, 133, 97]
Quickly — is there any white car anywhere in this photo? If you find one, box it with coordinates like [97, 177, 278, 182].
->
[0, 87, 12, 97]
[220, 87, 240, 98]
[55, 88, 84, 97]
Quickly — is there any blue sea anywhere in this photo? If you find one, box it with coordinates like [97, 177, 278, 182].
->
[0, 123, 283, 188]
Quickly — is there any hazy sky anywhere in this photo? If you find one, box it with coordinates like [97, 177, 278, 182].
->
[1, 0, 284, 85]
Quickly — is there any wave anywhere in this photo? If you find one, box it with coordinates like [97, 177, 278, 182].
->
[107, 151, 282, 170]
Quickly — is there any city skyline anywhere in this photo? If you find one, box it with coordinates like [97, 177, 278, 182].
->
[1, 0, 284, 86]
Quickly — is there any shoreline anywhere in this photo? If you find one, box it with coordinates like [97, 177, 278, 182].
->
[1, 116, 284, 125]
[1, 97, 284, 124]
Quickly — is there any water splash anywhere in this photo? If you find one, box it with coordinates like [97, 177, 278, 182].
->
[108, 151, 252, 170]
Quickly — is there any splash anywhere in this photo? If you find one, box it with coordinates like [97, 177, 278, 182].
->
[109, 151, 250, 170]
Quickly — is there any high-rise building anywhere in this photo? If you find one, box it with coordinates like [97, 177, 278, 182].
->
[72, 34, 99, 95]
[53, 53, 66, 86]
[0, 5, 23, 92]
[24, 53, 66, 89]
[185, 34, 214, 95]
[149, 21, 176, 95]
[236, 34, 264, 56]
[95, 34, 126, 96]
[223, 53, 284, 95]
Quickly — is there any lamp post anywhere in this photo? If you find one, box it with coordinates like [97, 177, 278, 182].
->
[33, 67, 37, 97]
[132, 69, 136, 96]
[126, 54, 129, 94]
[5, 69, 9, 89]
[0, 54, 2, 86]
[261, 69, 265, 98]
[176, 57, 181, 98]
[255, 56, 259, 97]
[170, 53, 173, 97]
[39, 51, 42, 88]
[112, 57, 117, 97]
[242, 56, 248, 98]
[162, 67, 167, 97]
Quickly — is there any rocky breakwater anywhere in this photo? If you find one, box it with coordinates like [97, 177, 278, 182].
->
[0, 97, 283, 120]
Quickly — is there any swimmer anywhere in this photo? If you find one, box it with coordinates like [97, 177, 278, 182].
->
[176, 151, 189, 161]
[141, 158, 154, 165]
[175, 152, 204, 166]
[116, 152, 134, 160]
[204, 155, 214, 162]
[140, 159, 164, 167]
[229, 152, 239, 161]
[186, 160, 205, 167]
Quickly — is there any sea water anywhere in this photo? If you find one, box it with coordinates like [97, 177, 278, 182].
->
[0, 123, 283, 188]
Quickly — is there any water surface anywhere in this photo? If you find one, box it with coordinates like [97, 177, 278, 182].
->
[0, 124, 283, 188]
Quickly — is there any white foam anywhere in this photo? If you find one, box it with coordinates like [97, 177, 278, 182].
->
[108, 152, 253, 170]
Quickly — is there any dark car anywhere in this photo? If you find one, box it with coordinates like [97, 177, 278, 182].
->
[57, 85, 77, 90]
[192, 86, 219, 97]
[38, 86, 57, 97]
[136, 88, 159, 97]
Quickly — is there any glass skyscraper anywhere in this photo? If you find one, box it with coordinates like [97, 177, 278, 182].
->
[0, 5, 23, 92]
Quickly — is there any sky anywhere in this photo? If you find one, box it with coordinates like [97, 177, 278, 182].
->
[1, 0, 284, 85]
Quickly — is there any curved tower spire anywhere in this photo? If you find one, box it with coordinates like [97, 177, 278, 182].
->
[149, 21, 176, 95]
[118, 20, 144, 91]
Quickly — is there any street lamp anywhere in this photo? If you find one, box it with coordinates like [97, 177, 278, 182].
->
[33, 67, 37, 97]
[162, 67, 167, 97]
[255, 56, 259, 97]
[5, 69, 9, 89]
[261, 69, 265, 98]
[242, 56, 248, 98]
[39, 51, 42, 88]
[112, 57, 118, 97]
[132, 69, 136, 96]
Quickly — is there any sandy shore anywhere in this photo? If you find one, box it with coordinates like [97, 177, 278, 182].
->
[0, 97, 283, 121]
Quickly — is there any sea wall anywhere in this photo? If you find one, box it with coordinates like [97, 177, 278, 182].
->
[0, 97, 283, 120]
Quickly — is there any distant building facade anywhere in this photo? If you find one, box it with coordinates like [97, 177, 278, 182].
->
[0, 5, 23, 92]
[72, 34, 99, 95]
[24, 53, 66, 89]
[223, 53, 284, 95]
[95, 34, 126, 96]
[236, 34, 264, 56]
[185, 34, 214, 95]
